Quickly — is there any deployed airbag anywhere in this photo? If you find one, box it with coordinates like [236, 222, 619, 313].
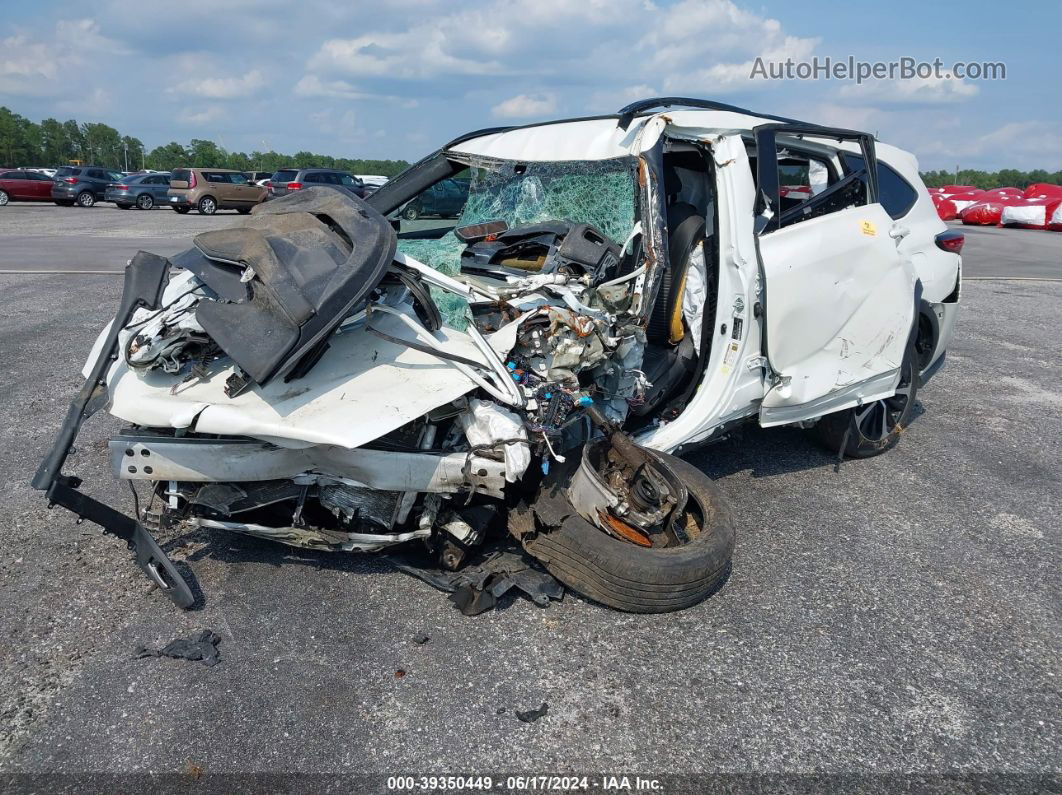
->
[190, 188, 396, 386]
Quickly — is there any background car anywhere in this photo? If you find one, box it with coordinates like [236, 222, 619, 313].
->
[105, 172, 171, 209]
[0, 169, 56, 204]
[167, 168, 267, 215]
[268, 168, 368, 200]
[243, 171, 274, 187]
[399, 177, 470, 220]
[51, 166, 124, 207]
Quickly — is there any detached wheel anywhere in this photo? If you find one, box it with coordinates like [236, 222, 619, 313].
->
[136, 193, 154, 210]
[0, 190, 9, 206]
[811, 338, 919, 458]
[76, 191, 95, 207]
[197, 196, 217, 215]
[402, 203, 420, 221]
[524, 443, 735, 613]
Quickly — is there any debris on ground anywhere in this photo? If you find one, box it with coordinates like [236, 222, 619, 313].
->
[135, 630, 222, 667]
[412, 633, 431, 645]
[515, 702, 549, 723]
[385, 542, 564, 616]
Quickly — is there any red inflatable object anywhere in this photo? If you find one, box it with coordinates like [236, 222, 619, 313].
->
[1001, 198, 1062, 229]
[1023, 183, 1062, 199]
[948, 189, 987, 201]
[960, 195, 1030, 226]
[984, 186, 1022, 197]
[942, 184, 977, 194]
[960, 201, 1006, 225]
[934, 198, 959, 221]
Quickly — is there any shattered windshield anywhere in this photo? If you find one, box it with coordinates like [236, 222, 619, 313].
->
[396, 156, 638, 327]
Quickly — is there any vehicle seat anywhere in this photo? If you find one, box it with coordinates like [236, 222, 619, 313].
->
[647, 202, 706, 346]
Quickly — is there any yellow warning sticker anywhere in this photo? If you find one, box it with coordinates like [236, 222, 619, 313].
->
[861, 220, 877, 236]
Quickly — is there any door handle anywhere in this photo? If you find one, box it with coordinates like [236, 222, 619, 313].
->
[889, 224, 911, 240]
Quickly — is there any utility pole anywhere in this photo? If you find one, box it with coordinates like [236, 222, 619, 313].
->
[955, 163, 960, 184]
[124, 141, 129, 172]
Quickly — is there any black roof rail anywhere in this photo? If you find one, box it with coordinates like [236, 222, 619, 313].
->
[616, 97, 811, 131]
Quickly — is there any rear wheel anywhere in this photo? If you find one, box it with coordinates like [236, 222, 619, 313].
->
[173, 206, 191, 214]
[197, 196, 217, 215]
[76, 191, 95, 208]
[0, 190, 9, 206]
[136, 193, 154, 210]
[811, 337, 919, 458]
[54, 200, 74, 207]
[237, 207, 252, 214]
[522, 440, 735, 613]
[402, 203, 420, 221]
[116, 203, 132, 209]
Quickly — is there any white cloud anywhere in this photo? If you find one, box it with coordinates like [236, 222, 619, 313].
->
[170, 70, 265, 99]
[838, 75, 979, 105]
[492, 93, 557, 118]
[183, 106, 226, 125]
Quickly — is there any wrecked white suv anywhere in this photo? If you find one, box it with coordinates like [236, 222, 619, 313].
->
[34, 98, 962, 614]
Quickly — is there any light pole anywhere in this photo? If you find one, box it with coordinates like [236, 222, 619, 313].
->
[124, 141, 129, 172]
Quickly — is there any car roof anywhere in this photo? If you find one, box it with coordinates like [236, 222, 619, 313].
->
[445, 97, 894, 163]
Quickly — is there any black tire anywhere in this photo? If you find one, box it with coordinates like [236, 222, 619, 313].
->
[197, 196, 217, 215]
[524, 451, 735, 613]
[173, 207, 191, 214]
[237, 207, 252, 214]
[76, 191, 95, 208]
[0, 190, 9, 206]
[136, 193, 154, 210]
[54, 200, 75, 207]
[402, 203, 420, 221]
[810, 337, 919, 459]
[116, 203, 132, 209]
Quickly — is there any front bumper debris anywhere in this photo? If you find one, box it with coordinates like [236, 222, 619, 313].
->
[32, 251, 196, 608]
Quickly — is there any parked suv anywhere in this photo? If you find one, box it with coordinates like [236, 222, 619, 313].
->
[268, 168, 368, 200]
[168, 168, 267, 215]
[51, 166, 124, 207]
[105, 172, 171, 210]
[0, 170, 56, 204]
[399, 177, 470, 220]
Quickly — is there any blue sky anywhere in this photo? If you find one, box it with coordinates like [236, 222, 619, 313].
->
[1, 0, 1056, 170]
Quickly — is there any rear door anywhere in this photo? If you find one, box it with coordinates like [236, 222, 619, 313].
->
[2, 171, 29, 198]
[753, 125, 917, 426]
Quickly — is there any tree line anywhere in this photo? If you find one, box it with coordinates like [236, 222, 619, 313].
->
[917, 169, 1062, 190]
[0, 106, 410, 176]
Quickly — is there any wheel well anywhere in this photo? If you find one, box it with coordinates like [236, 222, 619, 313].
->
[915, 300, 939, 371]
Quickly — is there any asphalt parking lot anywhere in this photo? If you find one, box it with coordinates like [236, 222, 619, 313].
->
[0, 211, 1059, 785]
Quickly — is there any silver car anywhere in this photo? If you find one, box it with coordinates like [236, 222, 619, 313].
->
[104, 172, 172, 210]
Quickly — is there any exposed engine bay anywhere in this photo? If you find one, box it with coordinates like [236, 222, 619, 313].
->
[101, 186, 667, 559]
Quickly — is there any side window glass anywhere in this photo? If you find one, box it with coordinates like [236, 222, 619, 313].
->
[842, 153, 917, 219]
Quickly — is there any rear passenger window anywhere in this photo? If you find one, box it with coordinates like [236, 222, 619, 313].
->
[204, 172, 229, 183]
[841, 153, 918, 219]
[770, 147, 865, 230]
